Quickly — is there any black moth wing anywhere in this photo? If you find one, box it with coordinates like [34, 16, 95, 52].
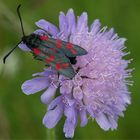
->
[34, 44, 76, 79]
[44, 37, 88, 57]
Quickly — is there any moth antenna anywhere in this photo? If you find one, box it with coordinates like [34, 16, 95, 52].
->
[3, 4, 25, 64]
[3, 41, 21, 64]
[17, 4, 25, 36]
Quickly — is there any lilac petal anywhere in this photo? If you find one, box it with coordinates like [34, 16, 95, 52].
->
[18, 43, 31, 51]
[121, 93, 131, 104]
[113, 38, 126, 49]
[108, 116, 118, 130]
[73, 86, 83, 100]
[58, 12, 69, 40]
[79, 110, 88, 127]
[41, 85, 58, 104]
[87, 106, 96, 118]
[66, 9, 76, 34]
[59, 12, 67, 33]
[75, 56, 89, 68]
[96, 113, 111, 131]
[63, 106, 77, 138]
[90, 19, 101, 35]
[60, 80, 73, 94]
[21, 77, 50, 95]
[36, 19, 59, 36]
[34, 29, 48, 35]
[32, 68, 57, 77]
[77, 12, 88, 33]
[48, 96, 62, 110]
[73, 75, 83, 86]
[43, 104, 63, 128]
[43, 97, 63, 128]
[64, 97, 75, 106]
[103, 28, 115, 39]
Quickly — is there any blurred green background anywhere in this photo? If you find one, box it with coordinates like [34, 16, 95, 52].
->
[0, 0, 139, 139]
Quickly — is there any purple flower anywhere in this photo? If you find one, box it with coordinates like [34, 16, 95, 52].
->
[21, 9, 132, 138]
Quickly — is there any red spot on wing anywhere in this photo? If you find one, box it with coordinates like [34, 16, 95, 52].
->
[40, 35, 48, 41]
[56, 63, 61, 70]
[33, 48, 41, 55]
[55, 63, 69, 71]
[66, 43, 73, 49]
[45, 59, 50, 63]
[45, 55, 55, 63]
[61, 63, 69, 69]
[50, 48, 57, 52]
[66, 43, 77, 54]
[50, 55, 55, 61]
[70, 48, 77, 54]
[56, 39, 62, 48]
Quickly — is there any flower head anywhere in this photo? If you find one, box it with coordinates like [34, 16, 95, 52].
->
[21, 9, 132, 138]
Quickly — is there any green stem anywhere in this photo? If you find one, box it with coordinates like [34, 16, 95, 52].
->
[47, 128, 56, 140]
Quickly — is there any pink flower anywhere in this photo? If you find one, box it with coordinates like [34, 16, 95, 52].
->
[21, 9, 132, 138]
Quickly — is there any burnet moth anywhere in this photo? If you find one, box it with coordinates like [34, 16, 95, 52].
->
[3, 5, 87, 79]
